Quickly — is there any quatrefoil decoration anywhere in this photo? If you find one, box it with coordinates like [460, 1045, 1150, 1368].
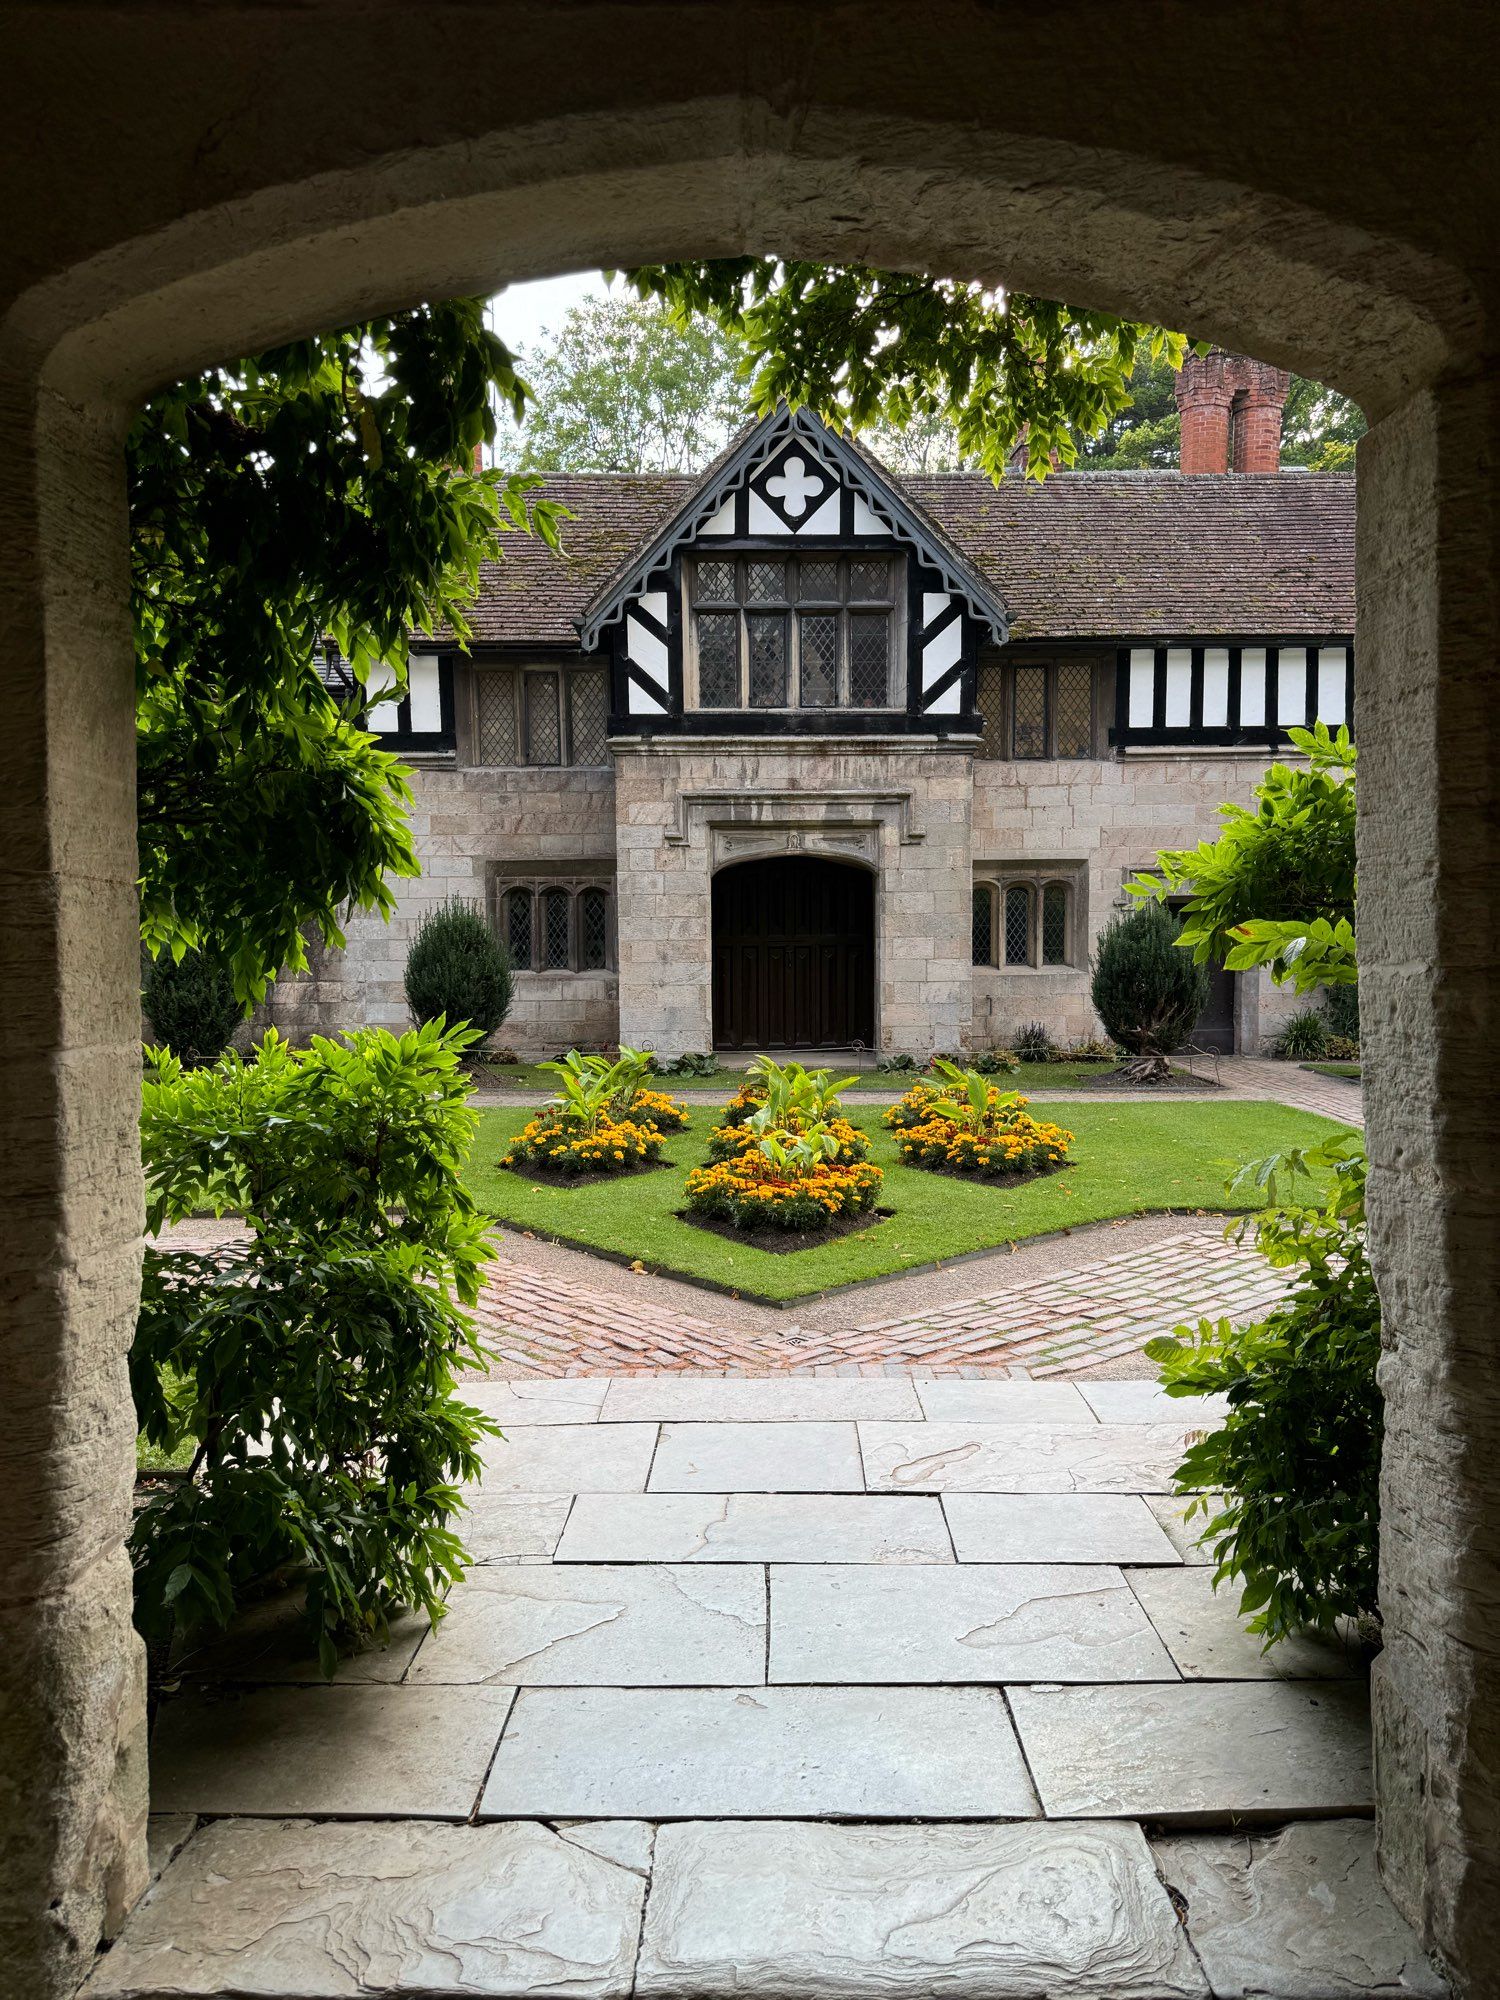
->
[764, 453, 826, 519]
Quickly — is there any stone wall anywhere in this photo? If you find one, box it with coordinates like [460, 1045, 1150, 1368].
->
[612, 738, 975, 1058]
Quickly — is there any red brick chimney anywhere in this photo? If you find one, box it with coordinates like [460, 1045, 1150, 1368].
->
[1174, 348, 1291, 473]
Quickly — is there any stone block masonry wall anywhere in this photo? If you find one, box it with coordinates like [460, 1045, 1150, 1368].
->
[265, 763, 618, 1052]
[612, 739, 975, 1059]
[971, 750, 1297, 1052]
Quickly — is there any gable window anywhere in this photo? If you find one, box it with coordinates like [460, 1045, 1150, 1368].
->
[973, 871, 1080, 969]
[689, 555, 899, 710]
[472, 666, 611, 767]
[1012, 663, 1096, 759]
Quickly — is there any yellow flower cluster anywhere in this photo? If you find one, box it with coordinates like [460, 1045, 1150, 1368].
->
[685, 1154, 884, 1232]
[706, 1114, 870, 1166]
[502, 1111, 664, 1178]
[883, 1081, 1027, 1131]
[896, 1108, 1074, 1179]
[626, 1087, 690, 1132]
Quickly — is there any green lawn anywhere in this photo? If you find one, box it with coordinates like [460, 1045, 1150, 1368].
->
[466, 1097, 1355, 1303]
[476, 1059, 1132, 1095]
[1303, 1061, 1362, 1081]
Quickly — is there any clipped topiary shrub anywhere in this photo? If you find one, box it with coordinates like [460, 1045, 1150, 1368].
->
[404, 897, 513, 1041]
[1090, 904, 1211, 1083]
[142, 947, 243, 1068]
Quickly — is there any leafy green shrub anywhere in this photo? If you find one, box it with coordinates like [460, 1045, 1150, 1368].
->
[1014, 1021, 1057, 1063]
[142, 948, 243, 1068]
[1276, 1008, 1330, 1059]
[654, 1050, 723, 1077]
[1145, 1133, 1380, 1644]
[131, 1022, 496, 1673]
[876, 1052, 922, 1074]
[403, 897, 513, 1040]
[1323, 980, 1360, 1046]
[1066, 1036, 1120, 1064]
[969, 1048, 1020, 1076]
[1090, 903, 1210, 1081]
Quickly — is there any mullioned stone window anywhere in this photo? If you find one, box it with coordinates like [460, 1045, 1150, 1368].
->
[472, 665, 610, 767]
[972, 871, 1080, 968]
[495, 881, 614, 973]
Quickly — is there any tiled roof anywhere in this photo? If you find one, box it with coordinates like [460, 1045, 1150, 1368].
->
[451, 468, 1355, 649]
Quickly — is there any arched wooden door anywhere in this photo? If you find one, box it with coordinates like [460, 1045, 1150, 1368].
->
[712, 856, 875, 1050]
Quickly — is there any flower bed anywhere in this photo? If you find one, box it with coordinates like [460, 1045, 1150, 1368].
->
[684, 1152, 884, 1239]
[705, 1113, 870, 1166]
[625, 1086, 691, 1133]
[883, 1079, 1023, 1131]
[501, 1110, 665, 1180]
[895, 1104, 1074, 1180]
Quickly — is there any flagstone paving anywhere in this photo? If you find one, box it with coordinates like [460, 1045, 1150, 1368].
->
[113, 1381, 1443, 1998]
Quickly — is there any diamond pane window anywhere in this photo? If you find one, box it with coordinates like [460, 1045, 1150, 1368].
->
[746, 560, 787, 603]
[747, 614, 788, 706]
[697, 612, 739, 706]
[506, 889, 533, 970]
[849, 559, 890, 602]
[972, 885, 994, 966]
[798, 560, 840, 602]
[579, 888, 609, 970]
[1012, 667, 1047, 758]
[523, 672, 562, 765]
[695, 559, 735, 601]
[1004, 884, 1032, 966]
[976, 660, 1005, 757]
[799, 614, 838, 707]
[475, 671, 519, 765]
[1042, 884, 1069, 965]
[849, 613, 890, 707]
[541, 889, 571, 971]
[1054, 664, 1093, 758]
[569, 670, 609, 765]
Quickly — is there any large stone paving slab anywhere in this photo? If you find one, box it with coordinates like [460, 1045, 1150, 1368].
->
[637, 1819, 1208, 1999]
[557, 1492, 953, 1564]
[150, 1685, 516, 1818]
[913, 1379, 1095, 1424]
[943, 1493, 1182, 1565]
[482, 1686, 1039, 1821]
[467, 1377, 610, 1425]
[167, 1587, 431, 1684]
[85, 1816, 646, 1998]
[1078, 1380, 1230, 1426]
[477, 1422, 658, 1493]
[1146, 1493, 1218, 1562]
[1155, 1820, 1447, 1997]
[1009, 1682, 1373, 1822]
[859, 1422, 1198, 1493]
[600, 1376, 923, 1421]
[770, 1564, 1180, 1683]
[406, 1564, 764, 1686]
[1127, 1566, 1365, 1680]
[649, 1421, 864, 1491]
[462, 1492, 575, 1563]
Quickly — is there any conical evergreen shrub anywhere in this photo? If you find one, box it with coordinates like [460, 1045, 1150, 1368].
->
[404, 896, 513, 1040]
[142, 948, 243, 1068]
[1090, 903, 1210, 1082]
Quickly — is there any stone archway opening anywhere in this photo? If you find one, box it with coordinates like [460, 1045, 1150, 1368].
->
[2, 14, 1496, 1993]
[712, 853, 876, 1051]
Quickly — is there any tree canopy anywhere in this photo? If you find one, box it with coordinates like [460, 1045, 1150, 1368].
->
[131, 298, 562, 1003]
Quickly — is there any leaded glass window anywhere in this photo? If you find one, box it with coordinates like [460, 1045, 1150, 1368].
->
[1053, 663, 1093, 758]
[579, 887, 609, 970]
[1012, 667, 1047, 758]
[541, 888, 571, 971]
[689, 556, 896, 711]
[1004, 884, 1032, 966]
[476, 670, 519, 764]
[849, 613, 890, 707]
[799, 614, 838, 707]
[523, 672, 562, 765]
[569, 670, 609, 764]
[506, 888, 533, 969]
[697, 612, 739, 706]
[972, 885, 994, 966]
[747, 614, 788, 707]
[975, 660, 1005, 757]
[1042, 883, 1069, 965]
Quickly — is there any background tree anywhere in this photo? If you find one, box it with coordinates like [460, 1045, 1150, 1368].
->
[518, 292, 751, 472]
[1078, 349, 1366, 470]
[141, 948, 242, 1069]
[1090, 903, 1211, 1082]
[132, 298, 563, 1005]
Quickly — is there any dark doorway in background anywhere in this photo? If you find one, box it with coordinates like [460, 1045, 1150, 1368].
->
[712, 855, 875, 1049]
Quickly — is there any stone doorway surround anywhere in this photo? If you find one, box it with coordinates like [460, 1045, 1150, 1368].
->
[3, 7, 1498, 1993]
[613, 737, 975, 1059]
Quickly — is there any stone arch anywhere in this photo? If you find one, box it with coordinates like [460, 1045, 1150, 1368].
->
[2, 12, 1496, 1993]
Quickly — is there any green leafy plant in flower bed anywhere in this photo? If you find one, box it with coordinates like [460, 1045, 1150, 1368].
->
[707, 1056, 869, 1166]
[888, 1061, 1075, 1179]
[687, 1057, 884, 1239]
[500, 1044, 684, 1177]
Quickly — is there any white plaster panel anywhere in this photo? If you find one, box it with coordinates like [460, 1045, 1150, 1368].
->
[1201, 648, 1230, 726]
[1239, 647, 1267, 724]
[1128, 649, 1155, 727]
[1165, 649, 1193, 726]
[407, 655, 442, 733]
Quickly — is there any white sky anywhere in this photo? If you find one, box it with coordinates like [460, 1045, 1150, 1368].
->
[487, 269, 610, 361]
